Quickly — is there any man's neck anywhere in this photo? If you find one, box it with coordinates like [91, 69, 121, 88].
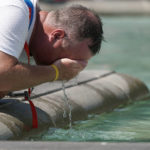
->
[29, 8, 48, 56]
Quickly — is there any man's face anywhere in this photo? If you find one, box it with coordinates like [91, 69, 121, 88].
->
[61, 38, 93, 62]
[34, 36, 93, 65]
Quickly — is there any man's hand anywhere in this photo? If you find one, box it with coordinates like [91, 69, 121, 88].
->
[53, 58, 87, 81]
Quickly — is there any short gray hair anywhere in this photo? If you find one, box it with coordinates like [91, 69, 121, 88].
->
[47, 5, 103, 55]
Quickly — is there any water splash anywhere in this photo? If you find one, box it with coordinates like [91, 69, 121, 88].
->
[62, 81, 72, 128]
[61, 77, 79, 128]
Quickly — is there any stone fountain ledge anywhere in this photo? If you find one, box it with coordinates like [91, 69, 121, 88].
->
[0, 70, 149, 140]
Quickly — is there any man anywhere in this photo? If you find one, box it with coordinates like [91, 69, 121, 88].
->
[0, 0, 103, 98]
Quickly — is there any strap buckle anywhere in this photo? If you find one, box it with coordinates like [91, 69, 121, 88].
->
[24, 91, 29, 100]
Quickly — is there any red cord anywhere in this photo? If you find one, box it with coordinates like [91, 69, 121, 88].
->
[23, 1, 38, 129]
[24, 43, 38, 129]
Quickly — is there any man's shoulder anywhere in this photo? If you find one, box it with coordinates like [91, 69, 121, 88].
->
[0, 0, 38, 10]
[0, 0, 28, 11]
[0, 0, 30, 60]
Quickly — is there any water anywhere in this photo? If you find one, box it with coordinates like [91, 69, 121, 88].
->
[29, 16, 150, 141]
[40, 100, 150, 142]
[87, 16, 150, 89]
[62, 81, 72, 128]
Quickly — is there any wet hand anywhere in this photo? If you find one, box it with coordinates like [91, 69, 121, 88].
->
[53, 58, 87, 81]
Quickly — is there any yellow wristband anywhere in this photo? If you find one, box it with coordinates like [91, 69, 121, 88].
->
[51, 64, 59, 81]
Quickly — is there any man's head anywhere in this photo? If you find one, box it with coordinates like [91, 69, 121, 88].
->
[32, 5, 103, 65]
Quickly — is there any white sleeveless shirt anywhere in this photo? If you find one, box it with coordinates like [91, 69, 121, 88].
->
[0, 0, 38, 59]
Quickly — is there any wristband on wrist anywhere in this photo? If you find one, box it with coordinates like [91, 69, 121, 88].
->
[51, 64, 59, 81]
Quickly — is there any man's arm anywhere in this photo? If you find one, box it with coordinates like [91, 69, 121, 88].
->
[0, 51, 87, 92]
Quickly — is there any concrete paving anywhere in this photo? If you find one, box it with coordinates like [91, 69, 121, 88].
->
[0, 142, 150, 150]
[39, 0, 150, 15]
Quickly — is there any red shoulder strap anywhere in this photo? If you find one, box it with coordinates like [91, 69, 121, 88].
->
[23, 3, 38, 129]
[24, 42, 30, 64]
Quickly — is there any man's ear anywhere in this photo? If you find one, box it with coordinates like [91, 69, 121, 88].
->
[49, 29, 65, 42]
